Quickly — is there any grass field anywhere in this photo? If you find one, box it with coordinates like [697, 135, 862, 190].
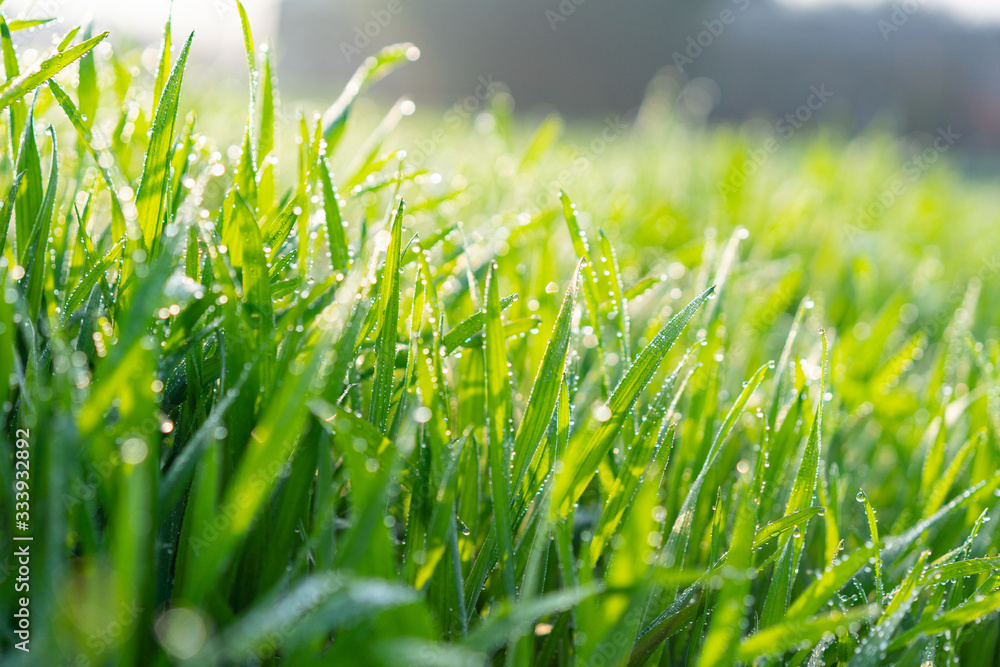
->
[2, 5, 1000, 666]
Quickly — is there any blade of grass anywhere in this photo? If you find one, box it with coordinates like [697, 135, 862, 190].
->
[554, 286, 715, 515]
[0, 30, 108, 113]
[484, 262, 517, 600]
[369, 198, 404, 433]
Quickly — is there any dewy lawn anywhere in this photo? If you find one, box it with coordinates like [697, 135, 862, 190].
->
[1, 4, 1000, 667]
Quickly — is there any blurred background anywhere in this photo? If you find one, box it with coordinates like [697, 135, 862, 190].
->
[3, 0, 1000, 156]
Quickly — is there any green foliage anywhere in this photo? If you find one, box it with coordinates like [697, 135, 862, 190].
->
[1, 7, 1000, 667]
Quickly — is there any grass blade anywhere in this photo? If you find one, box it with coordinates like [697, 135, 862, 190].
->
[484, 262, 517, 599]
[554, 286, 715, 515]
[132, 32, 193, 257]
[510, 260, 581, 496]
[0, 30, 108, 113]
[369, 198, 404, 432]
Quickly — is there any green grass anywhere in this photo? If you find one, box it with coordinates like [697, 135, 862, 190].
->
[2, 4, 1000, 666]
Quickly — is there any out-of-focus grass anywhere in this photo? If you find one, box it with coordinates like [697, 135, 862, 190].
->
[1, 4, 1000, 667]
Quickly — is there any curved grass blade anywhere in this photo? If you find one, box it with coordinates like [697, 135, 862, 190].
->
[510, 260, 581, 495]
[484, 262, 516, 599]
[76, 25, 98, 130]
[442, 293, 517, 353]
[463, 584, 602, 655]
[151, 10, 171, 110]
[753, 506, 824, 549]
[369, 198, 404, 433]
[13, 103, 41, 265]
[661, 360, 769, 566]
[888, 588, 1000, 652]
[234, 192, 273, 341]
[696, 485, 758, 667]
[924, 430, 983, 517]
[320, 156, 349, 273]
[235, 0, 257, 99]
[23, 125, 58, 321]
[322, 42, 419, 148]
[588, 353, 695, 564]
[598, 230, 632, 373]
[257, 43, 277, 208]
[858, 490, 884, 604]
[769, 296, 810, 426]
[879, 550, 929, 624]
[881, 473, 1000, 567]
[8, 18, 56, 32]
[760, 536, 798, 628]
[48, 80, 127, 220]
[0, 15, 26, 155]
[629, 585, 703, 666]
[158, 361, 255, 515]
[786, 543, 880, 619]
[262, 194, 302, 261]
[560, 191, 610, 390]
[0, 169, 24, 258]
[217, 575, 419, 662]
[414, 436, 466, 590]
[132, 31, 193, 256]
[0, 30, 108, 113]
[738, 606, 877, 662]
[554, 286, 715, 515]
[923, 557, 1000, 586]
[760, 331, 828, 624]
[179, 270, 360, 604]
[61, 238, 124, 323]
[784, 330, 828, 518]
